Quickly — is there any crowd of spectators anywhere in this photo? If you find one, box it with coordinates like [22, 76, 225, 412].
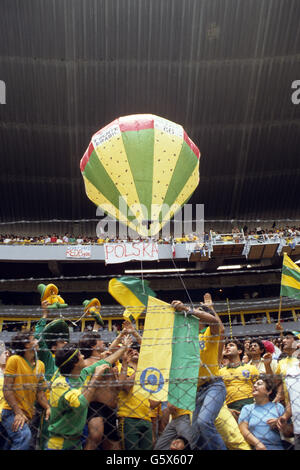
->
[0, 294, 300, 451]
[212, 225, 300, 245]
[0, 225, 300, 246]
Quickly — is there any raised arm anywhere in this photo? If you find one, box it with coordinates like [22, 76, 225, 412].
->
[201, 293, 225, 362]
[121, 320, 142, 345]
[262, 352, 274, 375]
[118, 349, 137, 393]
[34, 300, 50, 338]
[103, 334, 133, 365]
[82, 363, 112, 403]
[109, 321, 142, 352]
[171, 299, 222, 336]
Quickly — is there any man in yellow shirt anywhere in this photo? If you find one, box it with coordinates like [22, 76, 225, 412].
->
[197, 327, 251, 449]
[219, 339, 259, 419]
[2, 331, 50, 450]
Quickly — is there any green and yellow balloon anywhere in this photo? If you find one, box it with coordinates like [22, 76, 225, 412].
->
[80, 114, 200, 237]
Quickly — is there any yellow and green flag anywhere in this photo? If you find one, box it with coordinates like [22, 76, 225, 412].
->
[108, 276, 156, 322]
[280, 253, 300, 300]
[133, 296, 200, 411]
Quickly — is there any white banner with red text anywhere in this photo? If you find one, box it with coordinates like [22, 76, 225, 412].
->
[104, 241, 159, 264]
[65, 245, 92, 259]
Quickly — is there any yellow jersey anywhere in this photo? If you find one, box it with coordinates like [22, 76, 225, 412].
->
[219, 363, 259, 406]
[117, 364, 154, 422]
[2, 355, 46, 419]
[198, 327, 221, 387]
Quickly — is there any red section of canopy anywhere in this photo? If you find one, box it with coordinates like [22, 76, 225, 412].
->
[80, 115, 200, 172]
[80, 116, 154, 172]
[183, 131, 200, 160]
[118, 115, 154, 132]
[80, 141, 94, 172]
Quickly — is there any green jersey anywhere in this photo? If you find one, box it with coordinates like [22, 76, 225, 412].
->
[47, 359, 110, 450]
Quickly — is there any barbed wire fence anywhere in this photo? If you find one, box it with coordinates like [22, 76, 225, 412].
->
[0, 215, 299, 449]
[0, 304, 299, 451]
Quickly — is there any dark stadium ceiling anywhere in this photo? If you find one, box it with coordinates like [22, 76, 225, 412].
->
[0, 0, 299, 232]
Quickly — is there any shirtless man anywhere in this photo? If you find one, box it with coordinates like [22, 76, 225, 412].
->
[78, 324, 138, 450]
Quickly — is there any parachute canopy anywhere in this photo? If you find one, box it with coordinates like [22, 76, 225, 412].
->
[80, 114, 200, 236]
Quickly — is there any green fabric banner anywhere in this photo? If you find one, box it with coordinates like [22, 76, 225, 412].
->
[168, 313, 200, 411]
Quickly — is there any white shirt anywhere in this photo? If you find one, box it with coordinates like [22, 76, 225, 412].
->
[249, 358, 278, 373]
[285, 364, 300, 434]
[272, 345, 282, 360]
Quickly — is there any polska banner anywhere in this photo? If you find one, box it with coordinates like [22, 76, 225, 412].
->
[104, 241, 159, 264]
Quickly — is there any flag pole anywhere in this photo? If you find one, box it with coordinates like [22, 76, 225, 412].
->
[226, 298, 233, 339]
[277, 253, 284, 336]
[276, 295, 284, 339]
[278, 295, 282, 323]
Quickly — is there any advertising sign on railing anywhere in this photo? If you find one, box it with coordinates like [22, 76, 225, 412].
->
[66, 245, 92, 259]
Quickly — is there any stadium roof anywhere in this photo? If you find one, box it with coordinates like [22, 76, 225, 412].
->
[0, 0, 300, 232]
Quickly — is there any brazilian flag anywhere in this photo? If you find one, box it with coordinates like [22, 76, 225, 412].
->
[280, 254, 300, 300]
[133, 297, 200, 411]
[109, 277, 200, 410]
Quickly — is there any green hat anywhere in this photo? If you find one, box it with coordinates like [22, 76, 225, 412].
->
[82, 299, 104, 326]
[37, 283, 68, 308]
[82, 298, 101, 312]
[37, 283, 58, 301]
[42, 319, 70, 349]
[283, 331, 300, 338]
